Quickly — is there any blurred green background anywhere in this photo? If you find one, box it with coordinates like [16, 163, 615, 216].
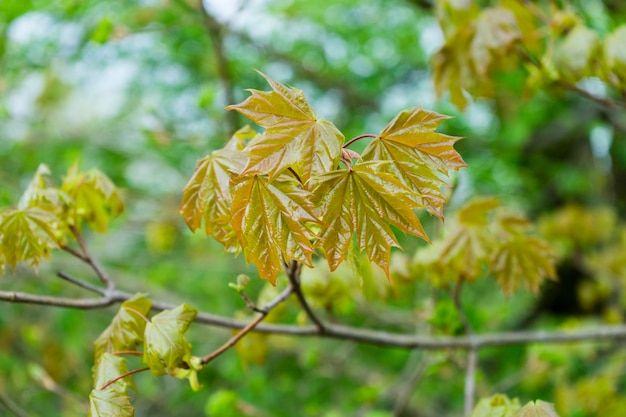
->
[2, 0, 626, 416]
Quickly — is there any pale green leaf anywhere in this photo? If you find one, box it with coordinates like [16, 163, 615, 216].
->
[0, 207, 60, 270]
[89, 388, 134, 417]
[226, 72, 344, 183]
[62, 166, 124, 233]
[470, 394, 521, 417]
[143, 303, 198, 376]
[230, 174, 319, 284]
[513, 401, 561, 417]
[92, 352, 135, 393]
[94, 294, 152, 358]
[89, 353, 134, 417]
[603, 25, 626, 88]
[554, 25, 600, 83]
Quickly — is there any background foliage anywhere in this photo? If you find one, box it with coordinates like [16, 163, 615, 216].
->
[2, 0, 626, 416]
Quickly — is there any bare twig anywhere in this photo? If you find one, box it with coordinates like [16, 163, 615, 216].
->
[198, 0, 239, 133]
[285, 261, 326, 331]
[391, 353, 429, 416]
[66, 226, 115, 291]
[7, 275, 626, 349]
[451, 280, 477, 416]
[57, 271, 105, 295]
[200, 285, 293, 365]
[0, 390, 29, 417]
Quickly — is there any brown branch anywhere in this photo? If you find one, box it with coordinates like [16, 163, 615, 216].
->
[67, 226, 115, 291]
[7, 275, 626, 350]
[285, 261, 326, 331]
[200, 285, 293, 365]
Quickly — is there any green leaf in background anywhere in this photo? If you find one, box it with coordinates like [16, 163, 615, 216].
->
[88, 353, 134, 417]
[94, 294, 152, 358]
[62, 165, 124, 233]
[470, 393, 520, 417]
[514, 400, 560, 417]
[143, 303, 198, 376]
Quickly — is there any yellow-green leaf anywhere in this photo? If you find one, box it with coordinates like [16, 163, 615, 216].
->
[0, 207, 60, 270]
[89, 353, 134, 417]
[143, 303, 198, 376]
[230, 174, 319, 284]
[514, 401, 561, 417]
[361, 106, 465, 217]
[603, 25, 626, 88]
[470, 394, 521, 417]
[490, 235, 557, 295]
[471, 8, 521, 76]
[178, 130, 249, 251]
[94, 295, 152, 359]
[62, 166, 124, 233]
[226, 72, 344, 183]
[310, 162, 428, 277]
[553, 25, 600, 83]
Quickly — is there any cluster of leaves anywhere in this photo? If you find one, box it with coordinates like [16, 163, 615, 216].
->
[179, 72, 466, 284]
[414, 197, 556, 295]
[470, 394, 560, 417]
[89, 295, 200, 417]
[0, 164, 123, 273]
[432, 0, 626, 109]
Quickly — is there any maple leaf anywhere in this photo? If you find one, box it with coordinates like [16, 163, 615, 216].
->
[513, 401, 561, 417]
[179, 129, 250, 252]
[490, 235, 556, 296]
[89, 353, 135, 417]
[361, 106, 465, 217]
[230, 174, 319, 284]
[226, 72, 344, 184]
[0, 207, 61, 270]
[310, 162, 428, 277]
[62, 166, 124, 233]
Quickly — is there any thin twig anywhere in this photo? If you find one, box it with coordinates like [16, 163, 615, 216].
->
[7, 282, 626, 349]
[238, 290, 265, 314]
[464, 348, 478, 417]
[200, 285, 293, 365]
[392, 353, 429, 416]
[57, 272, 105, 295]
[0, 390, 29, 417]
[198, 0, 238, 133]
[343, 134, 378, 149]
[99, 367, 150, 391]
[285, 261, 326, 331]
[68, 226, 115, 291]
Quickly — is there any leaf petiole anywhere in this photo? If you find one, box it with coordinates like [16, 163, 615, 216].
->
[123, 306, 150, 323]
[342, 133, 378, 149]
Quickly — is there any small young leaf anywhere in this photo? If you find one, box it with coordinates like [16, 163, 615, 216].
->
[89, 353, 134, 417]
[143, 303, 198, 376]
[227, 72, 344, 183]
[361, 106, 465, 217]
[89, 388, 134, 417]
[230, 174, 320, 284]
[0, 207, 60, 270]
[62, 166, 124, 233]
[94, 294, 152, 358]
[513, 401, 561, 417]
[470, 393, 521, 417]
[311, 162, 428, 277]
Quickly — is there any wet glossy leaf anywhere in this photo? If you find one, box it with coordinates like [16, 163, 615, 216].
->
[230, 174, 319, 284]
[311, 162, 428, 277]
[94, 295, 152, 358]
[62, 166, 124, 233]
[143, 303, 198, 376]
[179, 129, 249, 251]
[361, 106, 465, 217]
[0, 207, 60, 270]
[226, 72, 344, 183]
